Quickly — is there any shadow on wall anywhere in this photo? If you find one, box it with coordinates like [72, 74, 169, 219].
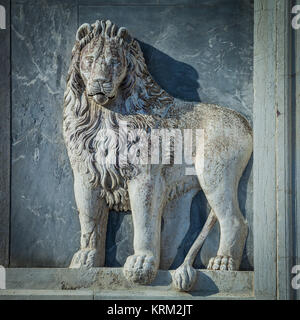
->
[138, 41, 201, 102]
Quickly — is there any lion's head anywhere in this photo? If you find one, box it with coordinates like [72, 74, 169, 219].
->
[77, 21, 129, 106]
[65, 19, 173, 115]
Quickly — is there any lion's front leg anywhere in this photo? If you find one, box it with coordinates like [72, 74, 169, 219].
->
[124, 168, 166, 284]
[70, 169, 109, 268]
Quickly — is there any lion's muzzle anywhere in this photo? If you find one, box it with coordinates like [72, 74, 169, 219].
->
[87, 83, 116, 105]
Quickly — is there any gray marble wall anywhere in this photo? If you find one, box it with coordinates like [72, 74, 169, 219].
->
[0, 0, 10, 267]
[10, 0, 254, 270]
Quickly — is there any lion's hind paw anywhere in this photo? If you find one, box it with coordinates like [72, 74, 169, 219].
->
[207, 255, 236, 271]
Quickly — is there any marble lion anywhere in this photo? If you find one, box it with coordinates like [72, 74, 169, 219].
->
[63, 20, 253, 290]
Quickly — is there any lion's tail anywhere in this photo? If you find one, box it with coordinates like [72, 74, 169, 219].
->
[184, 210, 217, 266]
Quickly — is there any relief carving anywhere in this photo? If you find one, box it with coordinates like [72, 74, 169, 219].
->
[63, 20, 253, 291]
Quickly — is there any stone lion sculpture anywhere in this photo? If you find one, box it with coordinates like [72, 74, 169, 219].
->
[63, 20, 253, 291]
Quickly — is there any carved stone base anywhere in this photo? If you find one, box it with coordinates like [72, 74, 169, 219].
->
[0, 289, 255, 300]
[4, 268, 253, 299]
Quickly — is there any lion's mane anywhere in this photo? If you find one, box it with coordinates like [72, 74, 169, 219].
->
[63, 20, 174, 211]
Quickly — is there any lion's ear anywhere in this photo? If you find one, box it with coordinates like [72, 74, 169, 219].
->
[117, 27, 133, 46]
[76, 23, 92, 41]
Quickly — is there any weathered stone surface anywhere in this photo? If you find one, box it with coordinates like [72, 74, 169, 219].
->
[10, 0, 253, 271]
[0, 289, 255, 300]
[0, 290, 93, 300]
[78, 0, 158, 4]
[0, 0, 10, 267]
[93, 291, 255, 300]
[79, 2, 253, 120]
[105, 212, 134, 267]
[159, 0, 246, 6]
[10, 0, 79, 267]
[5, 268, 254, 296]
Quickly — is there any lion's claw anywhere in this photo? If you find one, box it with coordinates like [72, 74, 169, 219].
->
[69, 249, 101, 268]
[207, 255, 236, 271]
[123, 254, 158, 285]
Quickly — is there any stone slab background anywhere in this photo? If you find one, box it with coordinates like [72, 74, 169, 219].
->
[0, 0, 10, 267]
[9, 0, 254, 270]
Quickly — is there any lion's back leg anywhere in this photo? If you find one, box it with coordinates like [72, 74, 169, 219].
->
[194, 124, 252, 270]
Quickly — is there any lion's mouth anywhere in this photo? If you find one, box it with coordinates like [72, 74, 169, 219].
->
[89, 92, 116, 105]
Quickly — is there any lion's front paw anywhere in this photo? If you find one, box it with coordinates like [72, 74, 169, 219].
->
[69, 249, 101, 268]
[172, 263, 197, 292]
[207, 255, 236, 270]
[123, 254, 158, 285]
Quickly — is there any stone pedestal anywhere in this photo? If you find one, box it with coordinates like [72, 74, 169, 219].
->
[0, 268, 254, 300]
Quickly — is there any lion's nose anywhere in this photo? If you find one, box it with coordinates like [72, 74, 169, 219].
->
[102, 82, 114, 94]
